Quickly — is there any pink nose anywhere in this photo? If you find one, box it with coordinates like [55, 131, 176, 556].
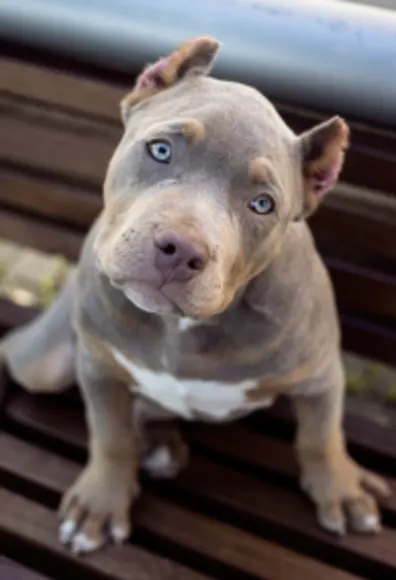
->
[154, 231, 208, 282]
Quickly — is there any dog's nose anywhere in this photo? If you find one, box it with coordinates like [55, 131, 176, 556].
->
[155, 231, 208, 282]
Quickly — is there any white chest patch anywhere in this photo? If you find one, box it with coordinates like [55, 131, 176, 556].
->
[111, 347, 273, 420]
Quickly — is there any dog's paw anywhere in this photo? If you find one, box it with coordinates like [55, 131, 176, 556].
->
[300, 455, 390, 536]
[139, 424, 189, 479]
[141, 444, 188, 479]
[59, 463, 139, 554]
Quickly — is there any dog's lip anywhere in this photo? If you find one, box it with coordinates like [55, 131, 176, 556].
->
[112, 278, 186, 315]
[109, 276, 161, 290]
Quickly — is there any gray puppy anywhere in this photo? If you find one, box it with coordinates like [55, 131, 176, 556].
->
[1, 36, 390, 554]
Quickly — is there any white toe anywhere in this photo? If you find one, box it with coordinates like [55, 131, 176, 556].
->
[144, 446, 172, 469]
[59, 520, 77, 544]
[111, 525, 129, 544]
[361, 514, 380, 532]
[71, 532, 101, 554]
[142, 446, 178, 478]
[320, 517, 346, 535]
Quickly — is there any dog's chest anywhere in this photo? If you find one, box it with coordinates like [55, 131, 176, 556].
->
[111, 345, 272, 421]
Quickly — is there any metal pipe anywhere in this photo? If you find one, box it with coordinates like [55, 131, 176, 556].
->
[1, 0, 396, 127]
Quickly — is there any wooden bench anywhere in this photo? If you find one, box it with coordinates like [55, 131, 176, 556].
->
[1, 39, 396, 580]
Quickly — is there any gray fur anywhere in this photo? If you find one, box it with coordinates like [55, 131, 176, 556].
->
[1, 36, 388, 553]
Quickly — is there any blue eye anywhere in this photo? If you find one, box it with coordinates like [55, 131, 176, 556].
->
[249, 194, 275, 215]
[147, 140, 172, 163]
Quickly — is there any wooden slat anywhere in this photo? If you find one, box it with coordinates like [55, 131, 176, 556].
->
[341, 314, 396, 368]
[5, 391, 396, 510]
[0, 300, 37, 331]
[328, 260, 396, 318]
[173, 457, 396, 578]
[261, 398, 396, 465]
[0, 557, 50, 580]
[275, 103, 396, 154]
[186, 421, 396, 502]
[3, 169, 396, 328]
[278, 105, 396, 197]
[2, 73, 396, 274]
[1, 292, 396, 399]
[2, 249, 396, 367]
[0, 488, 208, 580]
[2, 56, 396, 197]
[5, 391, 87, 449]
[3, 164, 396, 273]
[0, 433, 357, 580]
[311, 188, 396, 267]
[0, 167, 100, 229]
[0, 211, 83, 261]
[0, 109, 118, 186]
[3, 394, 396, 578]
[0, 58, 124, 123]
[2, 191, 396, 323]
[6, 387, 396, 481]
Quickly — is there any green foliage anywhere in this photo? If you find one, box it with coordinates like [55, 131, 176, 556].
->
[0, 261, 6, 283]
[38, 255, 69, 307]
[346, 363, 381, 395]
[385, 385, 396, 405]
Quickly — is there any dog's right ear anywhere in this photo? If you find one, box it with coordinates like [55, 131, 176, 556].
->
[121, 36, 220, 124]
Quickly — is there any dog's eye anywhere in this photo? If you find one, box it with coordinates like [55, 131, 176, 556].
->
[249, 194, 275, 215]
[147, 140, 172, 164]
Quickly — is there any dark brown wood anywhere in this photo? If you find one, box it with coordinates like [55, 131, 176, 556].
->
[1, 45, 396, 580]
[5, 390, 396, 509]
[3, 57, 396, 197]
[6, 391, 88, 449]
[4, 163, 396, 276]
[2, 259, 396, 369]
[278, 105, 396, 197]
[311, 190, 396, 269]
[3, 391, 396, 577]
[0, 300, 37, 330]
[0, 433, 358, 580]
[262, 398, 396, 465]
[341, 314, 396, 369]
[0, 58, 124, 123]
[0, 100, 118, 186]
[0, 489, 209, 580]
[0, 210, 83, 262]
[0, 166, 100, 229]
[328, 260, 396, 318]
[0, 557, 50, 580]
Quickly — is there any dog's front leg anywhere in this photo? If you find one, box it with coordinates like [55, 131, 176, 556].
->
[59, 339, 139, 554]
[292, 363, 390, 535]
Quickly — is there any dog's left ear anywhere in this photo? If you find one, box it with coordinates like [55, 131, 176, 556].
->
[297, 116, 349, 219]
[121, 36, 220, 124]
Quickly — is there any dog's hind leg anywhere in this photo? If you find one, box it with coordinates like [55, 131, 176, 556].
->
[0, 279, 76, 393]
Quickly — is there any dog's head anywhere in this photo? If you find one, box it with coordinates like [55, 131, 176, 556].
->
[95, 36, 348, 318]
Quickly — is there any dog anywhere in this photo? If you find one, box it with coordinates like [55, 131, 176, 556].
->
[1, 36, 390, 554]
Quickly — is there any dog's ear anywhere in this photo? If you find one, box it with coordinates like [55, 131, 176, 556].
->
[121, 36, 220, 124]
[297, 116, 349, 219]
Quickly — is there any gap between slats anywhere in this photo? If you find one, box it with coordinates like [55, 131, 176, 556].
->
[1, 391, 396, 579]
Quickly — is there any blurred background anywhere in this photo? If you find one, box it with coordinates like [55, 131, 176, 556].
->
[1, 0, 396, 425]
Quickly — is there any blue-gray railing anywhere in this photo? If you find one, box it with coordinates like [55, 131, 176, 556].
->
[1, 0, 396, 126]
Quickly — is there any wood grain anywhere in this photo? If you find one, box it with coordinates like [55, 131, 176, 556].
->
[0, 432, 363, 580]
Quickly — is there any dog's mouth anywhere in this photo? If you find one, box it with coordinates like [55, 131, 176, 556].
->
[111, 277, 185, 316]
[99, 251, 228, 318]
